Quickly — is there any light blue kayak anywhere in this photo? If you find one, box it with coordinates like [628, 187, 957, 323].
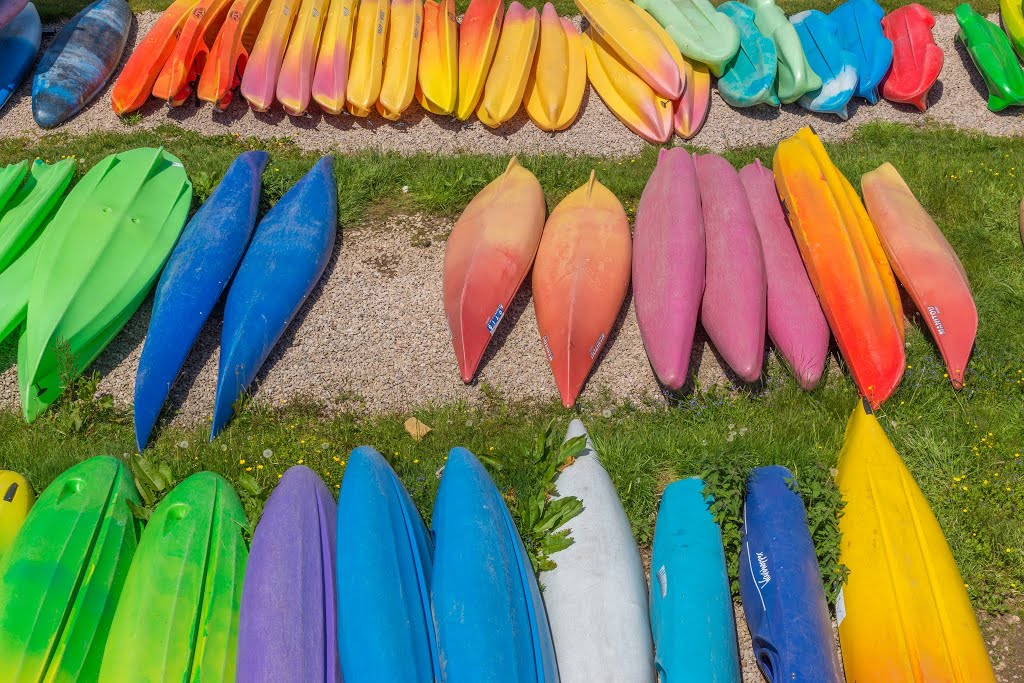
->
[0, 3, 39, 110]
[791, 9, 859, 118]
[831, 0, 892, 103]
[718, 1, 779, 107]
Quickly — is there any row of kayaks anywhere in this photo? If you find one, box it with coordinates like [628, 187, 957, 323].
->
[447, 126, 977, 410]
[961, 1, 1024, 111]
[0, 402, 996, 681]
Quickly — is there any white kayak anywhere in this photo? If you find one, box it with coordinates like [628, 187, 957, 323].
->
[540, 419, 656, 683]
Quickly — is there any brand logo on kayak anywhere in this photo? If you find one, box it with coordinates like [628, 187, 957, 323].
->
[229, 9, 240, 20]
[588, 332, 606, 359]
[928, 306, 945, 336]
[755, 551, 771, 589]
[193, 7, 205, 18]
[486, 304, 504, 334]
[542, 335, 553, 361]
[656, 566, 668, 598]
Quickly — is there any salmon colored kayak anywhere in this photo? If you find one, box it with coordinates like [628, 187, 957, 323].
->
[276, 0, 329, 115]
[311, 0, 357, 114]
[862, 162, 977, 389]
[455, 0, 503, 120]
[239, 0, 299, 111]
[416, 0, 457, 114]
[197, 0, 272, 110]
[443, 157, 546, 383]
[632, 148, 704, 390]
[151, 0, 235, 105]
[739, 159, 829, 390]
[533, 172, 631, 407]
[773, 127, 904, 408]
[696, 154, 766, 383]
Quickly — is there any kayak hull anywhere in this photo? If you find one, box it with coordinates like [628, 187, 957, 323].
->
[477, 2, 538, 128]
[523, 6, 586, 132]
[0, 471, 34, 562]
[880, 3, 942, 111]
[791, 10, 858, 119]
[745, 0, 819, 103]
[717, 1, 779, 108]
[831, 0, 892, 103]
[0, 3, 40, 110]
[956, 3, 1024, 112]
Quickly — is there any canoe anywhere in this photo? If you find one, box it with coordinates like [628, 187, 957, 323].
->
[1002, 0, 1024, 61]
[744, 0, 820, 103]
[276, 0, 329, 115]
[523, 5, 586, 132]
[99, 473, 248, 682]
[0, 0, 27, 29]
[739, 159, 828, 390]
[791, 10, 858, 119]
[739, 466, 843, 682]
[432, 447, 559, 682]
[576, 0, 682, 96]
[0, 457, 140, 682]
[0, 158, 75, 274]
[634, 0, 737, 78]
[477, 2, 539, 128]
[134, 151, 268, 451]
[238, 466, 340, 682]
[540, 420, 656, 682]
[311, 0, 356, 114]
[831, 0, 892, 103]
[337, 449, 437, 682]
[19, 148, 192, 422]
[376, 0, 424, 120]
[773, 127, 904, 409]
[879, 3, 942, 111]
[197, 0, 273, 110]
[632, 148, 704, 390]
[151, 0, 235, 106]
[836, 401, 996, 682]
[533, 171, 632, 408]
[717, 1, 779, 108]
[211, 155, 336, 438]
[240, 0, 299, 112]
[32, 0, 130, 128]
[862, 162, 977, 389]
[0, 471, 34, 562]
[416, 0, 457, 115]
[650, 478, 741, 681]
[0, 3, 40, 111]
[955, 4, 1024, 112]
[442, 157, 545, 383]
[673, 56, 710, 139]
[695, 153, 766, 384]
[346, 0, 389, 116]
[455, 0, 502, 120]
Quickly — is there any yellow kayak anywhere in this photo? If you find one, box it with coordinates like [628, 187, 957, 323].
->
[455, 0, 503, 120]
[836, 401, 996, 682]
[523, 3, 586, 132]
[417, 0, 458, 114]
[477, 2, 539, 127]
[1002, 0, 1024, 61]
[347, 0, 390, 116]
[377, 0, 424, 120]
[0, 471, 35, 561]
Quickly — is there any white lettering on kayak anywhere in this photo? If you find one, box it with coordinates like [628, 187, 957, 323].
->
[756, 552, 771, 589]
[744, 504, 768, 612]
[588, 332, 606, 359]
[928, 305, 945, 336]
[656, 566, 668, 599]
[542, 335, 553, 361]
[486, 304, 504, 334]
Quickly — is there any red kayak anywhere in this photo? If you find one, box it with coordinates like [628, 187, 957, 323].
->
[880, 4, 943, 111]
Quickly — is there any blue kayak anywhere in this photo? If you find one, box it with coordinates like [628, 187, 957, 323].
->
[336, 447, 437, 682]
[791, 10, 859, 118]
[830, 0, 892, 103]
[211, 155, 337, 438]
[0, 0, 27, 30]
[431, 447, 559, 683]
[738, 466, 842, 682]
[0, 3, 39, 110]
[650, 478, 741, 681]
[718, 2, 779, 108]
[32, 0, 130, 128]
[134, 150, 268, 451]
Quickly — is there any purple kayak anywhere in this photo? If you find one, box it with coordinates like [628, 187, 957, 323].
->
[0, 0, 28, 30]
[632, 148, 706, 390]
[695, 153, 767, 383]
[739, 160, 830, 390]
[237, 466, 340, 683]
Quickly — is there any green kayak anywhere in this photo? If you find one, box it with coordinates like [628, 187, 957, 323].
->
[0, 456, 142, 683]
[956, 3, 1024, 111]
[99, 472, 249, 682]
[744, 0, 821, 103]
[17, 147, 192, 422]
[0, 161, 29, 212]
[635, 0, 740, 76]
[0, 159, 75, 273]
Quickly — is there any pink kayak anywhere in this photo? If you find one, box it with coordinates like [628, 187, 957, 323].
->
[632, 148, 705, 390]
[739, 159, 829, 390]
[695, 153, 767, 383]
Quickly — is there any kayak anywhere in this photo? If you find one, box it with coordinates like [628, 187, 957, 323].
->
[739, 159, 828, 390]
[311, 0, 357, 114]
[238, 466, 340, 682]
[345, 0, 389, 116]
[477, 2, 539, 128]
[696, 153, 766, 384]
[533, 171, 632, 408]
[0, 471, 34, 562]
[831, 0, 892, 103]
[151, 0, 235, 106]
[337, 449, 438, 681]
[717, 1, 779, 108]
[1002, 0, 1024, 61]
[523, 4, 586, 132]
[276, 0, 329, 115]
[862, 162, 977, 389]
[455, 0, 502, 120]
[744, 0, 819, 103]
[197, 0, 273, 110]
[240, 0, 300, 112]
[634, 0, 738, 77]
[632, 148, 704, 390]
[791, 10, 858, 119]
[443, 157, 545, 384]
[0, 457, 140, 682]
[879, 3, 942, 111]
[836, 401, 996, 682]
[99, 473, 248, 682]
[0, 0, 27, 29]
[0, 161, 27, 213]
[416, 0, 457, 115]
[673, 56, 709, 139]
[739, 466, 843, 682]
[376, 0, 424, 120]
[134, 151, 268, 451]
[32, 0, 131, 128]
[0, 3, 40, 111]
[0, 158, 75, 274]
[432, 447, 559, 682]
[540, 420, 656, 682]
[955, 3, 1024, 112]
[650, 478, 741, 681]
[212, 156, 336, 438]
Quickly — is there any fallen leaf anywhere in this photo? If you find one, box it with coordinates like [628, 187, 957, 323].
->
[404, 417, 432, 442]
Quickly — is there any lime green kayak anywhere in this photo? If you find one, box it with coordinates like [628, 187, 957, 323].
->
[99, 472, 249, 682]
[17, 147, 192, 422]
[0, 456, 142, 683]
[0, 158, 75, 273]
[0, 160, 29, 212]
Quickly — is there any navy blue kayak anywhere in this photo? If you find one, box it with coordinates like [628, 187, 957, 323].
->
[336, 447, 437, 682]
[134, 150, 268, 450]
[0, 3, 39, 110]
[31, 0, 130, 128]
[738, 465, 842, 682]
[431, 447, 559, 683]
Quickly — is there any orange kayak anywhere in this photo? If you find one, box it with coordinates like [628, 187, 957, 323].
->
[197, 0, 273, 110]
[152, 0, 235, 105]
[533, 171, 631, 408]
[443, 158, 546, 383]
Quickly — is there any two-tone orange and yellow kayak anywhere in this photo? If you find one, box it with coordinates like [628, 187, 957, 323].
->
[197, 0, 273, 110]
